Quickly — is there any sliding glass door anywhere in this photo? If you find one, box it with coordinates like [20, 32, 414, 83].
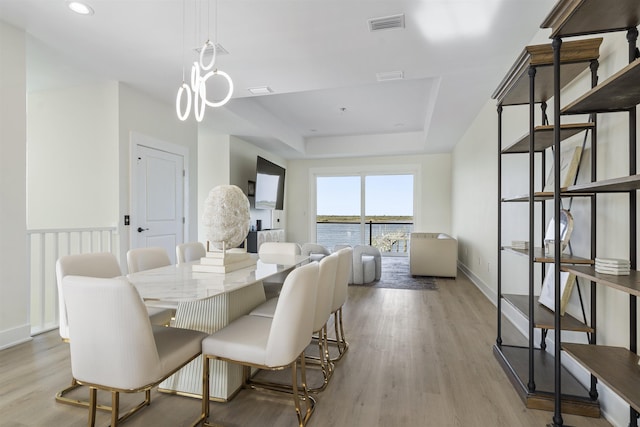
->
[316, 173, 414, 254]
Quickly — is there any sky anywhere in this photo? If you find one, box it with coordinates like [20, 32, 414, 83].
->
[316, 174, 413, 216]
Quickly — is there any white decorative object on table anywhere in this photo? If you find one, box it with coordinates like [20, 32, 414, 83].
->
[199, 185, 254, 273]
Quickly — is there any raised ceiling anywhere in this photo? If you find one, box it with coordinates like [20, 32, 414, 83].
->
[0, 0, 556, 159]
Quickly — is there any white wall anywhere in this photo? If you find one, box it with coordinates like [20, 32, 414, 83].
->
[452, 28, 637, 426]
[27, 82, 119, 229]
[285, 153, 451, 246]
[117, 83, 198, 262]
[0, 21, 29, 349]
[197, 129, 231, 242]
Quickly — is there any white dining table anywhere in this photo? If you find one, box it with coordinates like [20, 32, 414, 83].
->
[128, 253, 309, 401]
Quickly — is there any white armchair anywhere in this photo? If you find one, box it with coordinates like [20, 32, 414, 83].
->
[301, 242, 330, 262]
[409, 232, 458, 278]
[352, 245, 382, 285]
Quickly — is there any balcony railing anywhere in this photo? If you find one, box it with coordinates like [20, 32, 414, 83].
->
[315, 220, 413, 254]
[27, 227, 119, 335]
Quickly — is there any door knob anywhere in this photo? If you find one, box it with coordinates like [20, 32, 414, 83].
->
[137, 227, 149, 233]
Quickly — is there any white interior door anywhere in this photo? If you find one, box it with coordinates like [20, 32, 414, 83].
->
[133, 145, 184, 264]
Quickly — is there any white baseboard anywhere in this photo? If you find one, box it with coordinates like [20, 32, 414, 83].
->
[0, 324, 32, 350]
[459, 261, 626, 427]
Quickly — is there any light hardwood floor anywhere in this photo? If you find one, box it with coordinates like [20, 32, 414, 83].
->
[0, 272, 612, 427]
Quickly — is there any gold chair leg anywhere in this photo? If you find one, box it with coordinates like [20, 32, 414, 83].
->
[55, 378, 111, 412]
[88, 387, 97, 427]
[294, 352, 315, 427]
[197, 355, 224, 427]
[111, 391, 119, 427]
[307, 325, 333, 393]
[327, 308, 349, 362]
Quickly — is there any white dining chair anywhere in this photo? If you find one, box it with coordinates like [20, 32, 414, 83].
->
[126, 246, 171, 273]
[328, 247, 352, 361]
[258, 242, 302, 299]
[250, 252, 339, 392]
[62, 275, 206, 427]
[176, 241, 206, 264]
[195, 261, 319, 427]
[54, 252, 173, 410]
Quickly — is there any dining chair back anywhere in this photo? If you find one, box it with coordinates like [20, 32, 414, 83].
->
[126, 247, 171, 273]
[62, 275, 206, 427]
[176, 241, 206, 264]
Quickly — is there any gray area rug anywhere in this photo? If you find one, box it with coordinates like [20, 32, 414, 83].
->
[352, 256, 438, 290]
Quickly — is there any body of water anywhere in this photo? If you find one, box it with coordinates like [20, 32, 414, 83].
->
[316, 222, 413, 253]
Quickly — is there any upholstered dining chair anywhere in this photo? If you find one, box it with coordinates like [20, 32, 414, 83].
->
[176, 241, 206, 264]
[196, 261, 319, 427]
[55, 252, 173, 410]
[300, 243, 330, 262]
[62, 275, 206, 427]
[250, 252, 339, 392]
[258, 242, 302, 299]
[126, 247, 178, 312]
[126, 246, 171, 273]
[327, 247, 353, 362]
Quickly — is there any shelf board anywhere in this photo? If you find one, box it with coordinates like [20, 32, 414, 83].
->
[502, 191, 593, 202]
[502, 123, 594, 154]
[493, 344, 600, 417]
[562, 60, 640, 114]
[503, 294, 593, 332]
[541, 0, 640, 38]
[566, 174, 640, 194]
[563, 343, 640, 413]
[563, 265, 640, 297]
[503, 247, 594, 265]
[493, 38, 602, 106]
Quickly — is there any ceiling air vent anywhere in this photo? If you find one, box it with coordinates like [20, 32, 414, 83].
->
[193, 43, 229, 57]
[368, 14, 405, 32]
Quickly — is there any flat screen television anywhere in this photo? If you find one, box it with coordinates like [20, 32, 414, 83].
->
[255, 156, 285, 210]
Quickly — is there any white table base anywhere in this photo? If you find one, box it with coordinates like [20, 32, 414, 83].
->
[159, 281, 266, 400]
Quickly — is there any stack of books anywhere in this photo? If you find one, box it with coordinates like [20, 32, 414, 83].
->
[192, 250, 256, 273]
[511, 240, 529, 250]
[595, 258, 630, 276]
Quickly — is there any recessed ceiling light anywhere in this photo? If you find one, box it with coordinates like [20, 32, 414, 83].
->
[67, 1, 94, 15]
[376, 71, 404, 82]
[247, 86, 273, 95]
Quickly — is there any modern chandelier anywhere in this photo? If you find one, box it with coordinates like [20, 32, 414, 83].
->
[176, 0, 233, 122]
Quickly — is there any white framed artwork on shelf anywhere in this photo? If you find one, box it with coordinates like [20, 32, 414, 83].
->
[539, 264, 576, 316]
[543, 146, 583, 191]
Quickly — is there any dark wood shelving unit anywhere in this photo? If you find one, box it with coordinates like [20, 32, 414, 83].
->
[562, 60, 640, 115]
[502, 191, 592, 202]
[538, 0, 640, 425]
[564, 266, 640, 298]
[503, 247, 593, 265]
[542, 0, 640, 38]
[493, 33, 602, 420]
[566, 174, 640, 194]
[503, 294, 593, 332]
[493, 345, 600, 417]
[492, 38, 602, 106]
[502, 123, 595, 154]
[562, 344, 640, 414]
